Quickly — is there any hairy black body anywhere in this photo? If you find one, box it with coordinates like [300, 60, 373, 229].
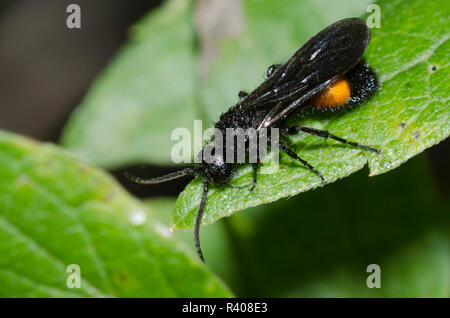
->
[127, 18, 380, 262]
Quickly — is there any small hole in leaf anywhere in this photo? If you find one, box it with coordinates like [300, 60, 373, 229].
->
[399, 122, 407, 130]
[413, 131, 420, 139]
[428, 64, 438, 73]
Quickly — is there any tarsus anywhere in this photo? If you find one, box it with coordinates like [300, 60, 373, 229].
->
[195, 179, 211, 263]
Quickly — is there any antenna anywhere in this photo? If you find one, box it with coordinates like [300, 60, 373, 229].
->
[125, 167, 198, 184]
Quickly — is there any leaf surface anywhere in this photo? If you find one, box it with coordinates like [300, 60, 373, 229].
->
[0, 131, 231, 297]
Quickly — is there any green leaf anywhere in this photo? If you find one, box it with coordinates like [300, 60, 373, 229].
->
[223, 155, 450, 297]
[172, 0, 449, 229]
[0, 131, 231, 297]
[60, 0, 198, 168]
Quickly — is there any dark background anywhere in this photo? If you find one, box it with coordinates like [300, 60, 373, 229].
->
[0, 0, 448, 198]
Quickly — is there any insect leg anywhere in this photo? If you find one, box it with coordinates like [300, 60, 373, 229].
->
[249, 163, 258, 192]
[279, 141, 325, 184]
[282, 126, 380, 154]
[195, 179, 211, 263]
[238, 91, 249, 100]
[226, 163, 258, 191]
[266, 64, 282, 77]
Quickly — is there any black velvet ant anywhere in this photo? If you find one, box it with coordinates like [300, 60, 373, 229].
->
[127, 18, 380, 262]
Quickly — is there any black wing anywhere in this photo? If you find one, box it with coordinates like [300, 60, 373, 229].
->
[240, 18, 371, 129]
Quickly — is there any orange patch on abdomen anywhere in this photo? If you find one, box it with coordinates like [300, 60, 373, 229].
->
[311, 77, 351, 108]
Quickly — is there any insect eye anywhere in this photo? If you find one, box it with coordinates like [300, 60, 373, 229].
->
[311, 77, 351, 108]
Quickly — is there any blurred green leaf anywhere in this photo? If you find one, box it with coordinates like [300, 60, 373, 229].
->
[224, 155, 449, 297]
[173, 0, 449, 229]
[61, 0, 198, 168]
[144, 197, 236, 286]
[0, 131, 231, 297]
